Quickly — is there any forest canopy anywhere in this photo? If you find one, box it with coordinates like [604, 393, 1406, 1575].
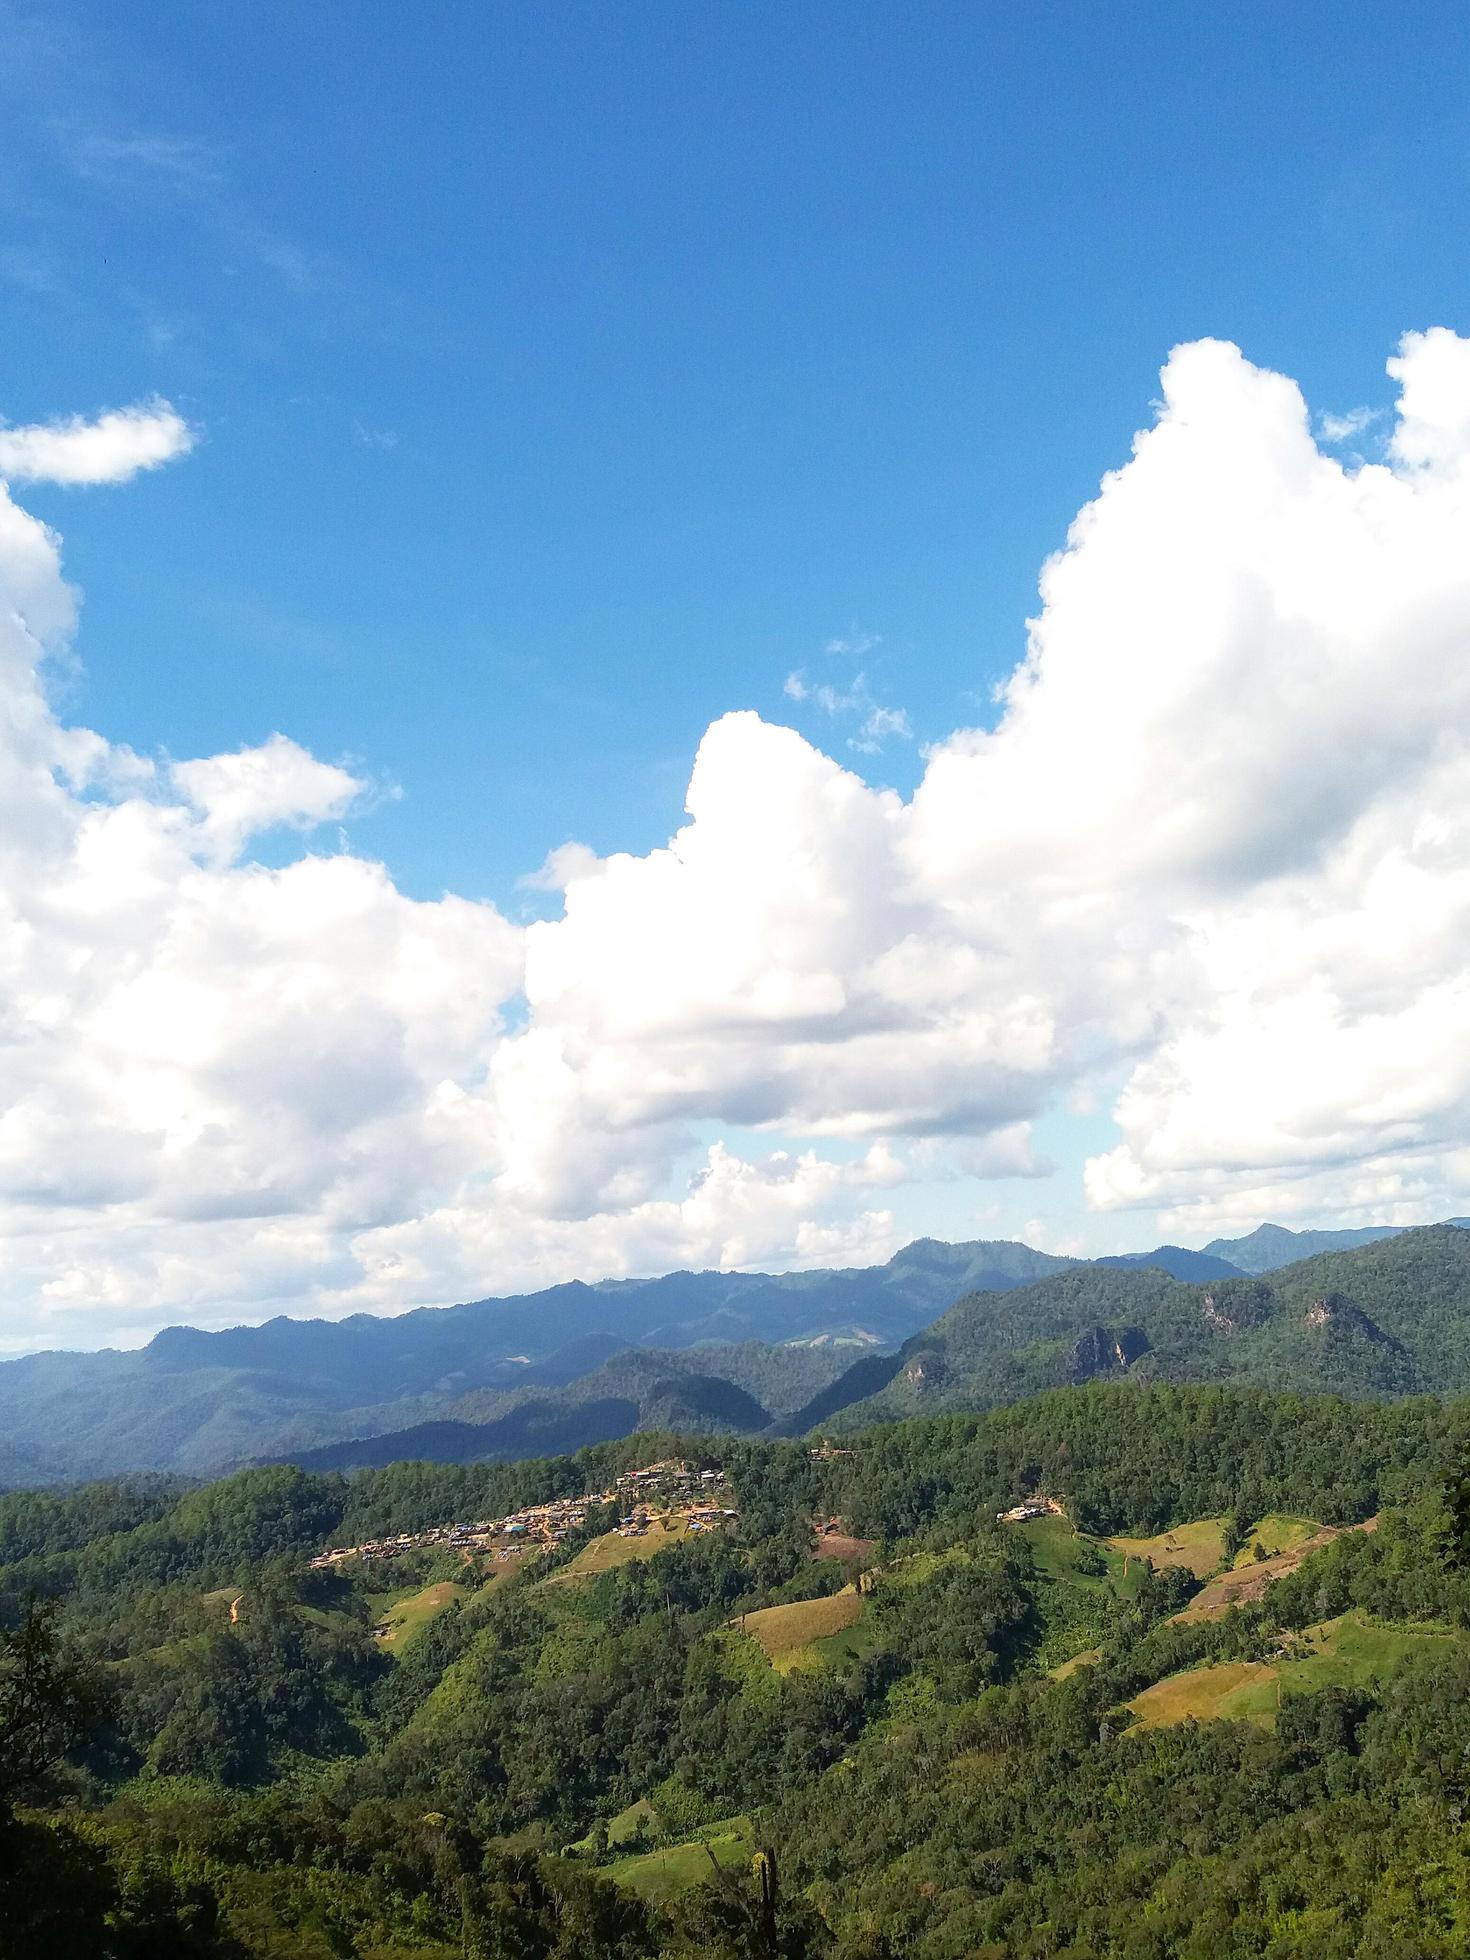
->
[4, 1383, 1470, 1956]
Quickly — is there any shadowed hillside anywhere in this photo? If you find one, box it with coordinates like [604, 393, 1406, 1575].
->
[0, 1237, 1073, 1481]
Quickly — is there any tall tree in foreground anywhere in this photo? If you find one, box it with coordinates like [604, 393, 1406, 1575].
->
[0, 1597, 108, 1812]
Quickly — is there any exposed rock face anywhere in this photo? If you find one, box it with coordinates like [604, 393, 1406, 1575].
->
[1304, 1292, 1386, 1340]
[1201, 1293, 1236, 1335]
[1069, 1324, 1150, 1384]
[1200, 1280, 1276, 1336]
[900, 1351, 945, 1392]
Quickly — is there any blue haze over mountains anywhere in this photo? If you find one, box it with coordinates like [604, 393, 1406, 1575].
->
[1, 1221, 1464, 1486]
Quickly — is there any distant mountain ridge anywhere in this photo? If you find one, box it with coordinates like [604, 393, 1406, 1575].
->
[1096, 1244, 1244, 1281]
[1201, 1222, 1405, 1272]
[0, 1236, 1074, 1482]
[270, 1222, 1470, 1470]
[5, 1219, 1466, 1484]
[280, 1348, 784, 1472]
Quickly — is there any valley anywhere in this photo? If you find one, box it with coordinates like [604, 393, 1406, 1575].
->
[8, 1374, 1470, 1954]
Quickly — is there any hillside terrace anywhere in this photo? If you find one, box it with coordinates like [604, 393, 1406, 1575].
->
[309, 1460, 735, 1568]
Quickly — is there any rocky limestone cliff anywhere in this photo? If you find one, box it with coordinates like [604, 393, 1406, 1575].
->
[900, 1351, 946, 1393]
[1069, 1324, 1151, 1384]
[1304, 1292, 1389, 1341]
[1199, 1279, 1276, 1337]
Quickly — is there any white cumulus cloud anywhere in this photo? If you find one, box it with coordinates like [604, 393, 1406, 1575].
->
[498, 329, 1470, 1250]
[9, 331, 1470, 1347]
[0, 400, 196, 486]
[170, 734, 366, 863]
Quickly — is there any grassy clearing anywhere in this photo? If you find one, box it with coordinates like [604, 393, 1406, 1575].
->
[1282, 1611, 1462, 1688]
[605, 1816, 754, 1902]
[1106, 1518, 1228, 1580]
[1017, 1514, 1093, 1579]
[297, 1604, 361, 1635]
[373, 1580, 465, 1652]
[1127, 1612, 1465, 1730]
[1232, 1515, 1320, 1568]
[113, 1633, 210, 1673]
[1128, 1654, 1270, 1732]
[807, 1613, 884, 1671]
[1171, 1518, 1381, 1623]
[1128, 1659, 1274, 1728]
[541, 1515, 690, 1584]
[567, 1796, 664, 1855]
[607, 1797, 659, 1848]
[881, 1545, 970, 1589]
[1050, 1647, 1102, 1680]
[736, 1592, 865, 1673]
[1112, 1555, 1151, 1602]
[1016, 1515, 1146, 1670]
[1018, 1515, 1144, 1594]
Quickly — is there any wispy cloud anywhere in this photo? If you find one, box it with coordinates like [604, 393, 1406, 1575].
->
[784, 645, 912, 754]
[0, 19, 462, 370]
[55, 124, 225, 192]
[850, 704, 912, 754]
[824, 630, 882, 658]
[1318, 405, 1382, 444]
[353, 420, 400, 452]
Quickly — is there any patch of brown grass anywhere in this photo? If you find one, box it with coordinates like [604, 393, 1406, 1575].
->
[1127, 1659, 1279, 1729]
[377, 1581, 464, 1652]
[813, 1532, 875, 1563]
[735, 1592, 864, 1672]
[1050, 1647, 1102, 1680]
[541, 1514, 689, 1584]
[1105, 1518, 1228, 1580]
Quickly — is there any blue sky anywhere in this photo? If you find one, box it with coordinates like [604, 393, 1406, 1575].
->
[5, 3, 1470, 1346]
[7, 2, 1467, 904]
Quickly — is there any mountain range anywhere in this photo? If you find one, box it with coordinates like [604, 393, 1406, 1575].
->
[788, 1222, 1470, 1434]
[0, 1237, 1067, 1482]
[1, 1217, 1463, 1483]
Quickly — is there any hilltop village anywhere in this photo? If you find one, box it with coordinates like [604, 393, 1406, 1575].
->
[309, 1459, 737, 1570]
[996, 1496, 1066, 1524]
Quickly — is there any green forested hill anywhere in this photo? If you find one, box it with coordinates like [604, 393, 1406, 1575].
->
[812, 1223, 1470, 1431]
[279, 1342, 848, 1471]
[8, 1383, 1470, 1955]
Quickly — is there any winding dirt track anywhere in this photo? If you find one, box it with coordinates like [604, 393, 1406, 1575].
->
[1171, 1516, 1379, 1624]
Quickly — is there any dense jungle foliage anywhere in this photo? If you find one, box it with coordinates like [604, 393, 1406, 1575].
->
[5, 1383, 1470, 1956]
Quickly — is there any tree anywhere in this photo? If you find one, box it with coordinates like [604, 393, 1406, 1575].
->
[0, 1598, 110, 1810]
[671, 1844, 829, 1959]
